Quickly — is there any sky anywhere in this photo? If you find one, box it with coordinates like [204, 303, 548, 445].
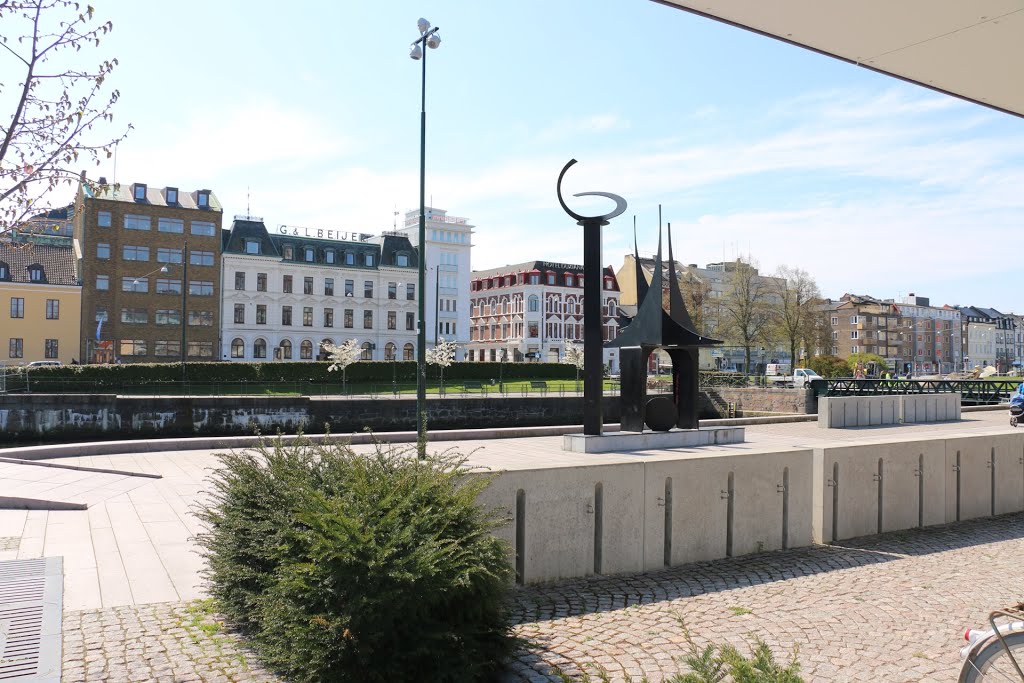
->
[26, 0, 1024, 310]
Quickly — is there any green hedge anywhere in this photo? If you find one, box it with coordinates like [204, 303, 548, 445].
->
[16, 360, 576, 389]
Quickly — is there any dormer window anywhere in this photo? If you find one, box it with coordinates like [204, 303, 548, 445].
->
[304, 248, 314, 262]
[364, 253, 374, 267]
[396, 253, 408, 267]
[325, 250, 336, 264]
[245, 239, 260, 255]
[197, 190, 211, 209]
[166, 187, 178, 205]
[0, 262, 8, 280]
[133, 183, 147, 202]
[28, 264, 44, 282]
[345, 252, 354, 265]
[282, 245, 294, 260]
[547, 273, 555, 285]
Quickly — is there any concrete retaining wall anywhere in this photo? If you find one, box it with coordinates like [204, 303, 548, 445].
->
[818, 394, 960, 428]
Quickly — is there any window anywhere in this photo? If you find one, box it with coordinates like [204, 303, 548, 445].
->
[283, 275, 293, 293]
[28, 265, 43, 282]
[304, 248, 314, 262]
[166, 187, 178, 205]
[245, 240, 260, 255]
[155, 309, 180, 325]
[155, 341, 181, 357]
[406, 284, 415, 300]
[45, 299, 59, 319]
[303, 277, 313, 295]
[529, 274, 539, 285]
[282, 306, 292, 326]
[191, 221, 216, 236]
[97, 243, 111, 259]
[397, 254, 409, 267]
[39, 338, 59, 359]
[157, 248, 183, 264]
[158, 217, 183, 233]
[190, 250, 214, 266]
[850, 316, 860, 325]
[831, 316, 839, 326]
[364, 253, 374, 267]
[9, 338, 23, 358]
[528, 322, 539, 337]
[156, 279, 181, 294]
[120, 339, 147, 356]
[235, 272, 245, 290]
[256, 273, 267, 292]
[547, 273, 555, 285]
[364, 281, 373, 298]
[303, 307, 313, 326]
[283, 245, 294, 260]
[197, 190, 210, 209]
[832, 331, 839, 340]
[278, 339, 293, 360]
[388, 282, 397, 299]
[364, 310, 373, 329]
[300, 340, 313, 360]
[360, 342, 372, 360]
[345, 279, 354, 296]
[94, 306, 108, 322]
[234, 304, 245, 324]
[123, 245, 149, 261]
[188, 310, 213, 326]
[565, 274, 573, 286]
[253, 338, 267, 358]
[231, 338, 245, 358]
[403, 343, 414, 360]
[124, 214, 151, 231]
[344, 309, 353, 328]
[387, 311, 396, 329]
[256, 305, 267, 324]
[96, 274, 109, 290]
[324, 278, 334, 296]
[123, 277, 148, 293]
[97, 211, 111, 227]
[324, 308, 334, 327]
[325, 250, 335, 264]
[133, 183, 147, 201]
[121, 308, 148, 324]
[406, 312, 415, 330]
[189, 281, 214, 296]
[187, 341, 214, 358]
[345, 252, 354, 265]
[528, 295, 539, 312]
[0, 262, 7, 281]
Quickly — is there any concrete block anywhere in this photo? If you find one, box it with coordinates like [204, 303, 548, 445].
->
[993, 432, 1024, 515]
[945, 436, 994, 522]
[562, 427, 744, 453]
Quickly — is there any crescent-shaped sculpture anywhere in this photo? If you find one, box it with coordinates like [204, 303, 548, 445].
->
[556, 158, 627, 224]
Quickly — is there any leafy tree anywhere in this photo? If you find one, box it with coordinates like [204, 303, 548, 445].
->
[719, 260, 776, 374]
[426, 337, 458, 392]
[679, 269, 716, 336]
[773, 266, 821, 370]
[846, 352, 890, 377]
[1, 0, 131, 236]
[322, 339, 360, 392]
[808, 355, 848, 378]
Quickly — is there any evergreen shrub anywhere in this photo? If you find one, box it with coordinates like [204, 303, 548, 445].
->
[194, 437, 515, 682]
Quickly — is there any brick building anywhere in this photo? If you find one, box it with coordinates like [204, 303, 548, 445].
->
[73, 180, 223, 363]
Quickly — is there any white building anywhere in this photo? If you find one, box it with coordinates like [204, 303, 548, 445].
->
[468, 261, 621, 371]
[220, 218, 419, 362]
[388, 207, 473, 360]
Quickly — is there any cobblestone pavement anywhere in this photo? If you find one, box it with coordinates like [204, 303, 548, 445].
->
[62, 601, 279, 683]
[502, 512, 1024, 682]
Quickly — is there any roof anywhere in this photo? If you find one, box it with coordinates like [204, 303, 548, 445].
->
[0, 242, 78, 286]
[655, 1, 1024, 119]
[85, 182, 222, 211]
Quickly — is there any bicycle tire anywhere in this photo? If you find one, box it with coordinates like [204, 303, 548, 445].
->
[960, 630, 1024, 683]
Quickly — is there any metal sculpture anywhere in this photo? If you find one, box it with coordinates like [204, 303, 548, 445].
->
[556, 159, 627, 436]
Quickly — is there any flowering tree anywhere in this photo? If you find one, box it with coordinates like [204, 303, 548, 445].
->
[322, 339, 361, 393]
[1, 1, 132, 237]
[562, 341, 585, 385]
[426, 338, 458, 394]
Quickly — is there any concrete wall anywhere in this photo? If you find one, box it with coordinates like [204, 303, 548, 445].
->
[706, 387, 813, 417]
[818, 394, 960, 428]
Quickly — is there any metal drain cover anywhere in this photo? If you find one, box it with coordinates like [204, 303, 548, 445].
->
[0, 557, 62, 682]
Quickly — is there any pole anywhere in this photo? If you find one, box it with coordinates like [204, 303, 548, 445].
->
[181, 238, 188, 386]
[416, 41, 428, 459]
[434, 265, 440, 344]
[582, 219, 603, 435]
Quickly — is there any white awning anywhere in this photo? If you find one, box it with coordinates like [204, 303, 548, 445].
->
[654, 1, 1024, 118]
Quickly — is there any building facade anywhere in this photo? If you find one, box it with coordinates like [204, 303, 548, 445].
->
[956, 306, 1015, 372]
[220, 218, 419, 362]
[389, 207, 472, 359]
[73, 180, 224, 363]
[0, 242, 81, 364]
[467, 261, 621, 371]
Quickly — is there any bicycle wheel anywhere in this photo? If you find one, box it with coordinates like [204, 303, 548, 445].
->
[961, 631, 1024, 682]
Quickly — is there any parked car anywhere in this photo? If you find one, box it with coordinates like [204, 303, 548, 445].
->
[26, 360, 62, 368]
[767, 367, 822, 388]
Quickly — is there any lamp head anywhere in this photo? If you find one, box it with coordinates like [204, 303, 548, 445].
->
[160, 264, 169, 274]
[426, 33, 441, 49]
[409, 43, 423, 60]
[417, 17, 430, 33]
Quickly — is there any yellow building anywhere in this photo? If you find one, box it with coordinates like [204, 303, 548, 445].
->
[0, 241, 82, 364]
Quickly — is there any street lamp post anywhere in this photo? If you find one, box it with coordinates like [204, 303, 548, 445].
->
[409, 17, 441, 459]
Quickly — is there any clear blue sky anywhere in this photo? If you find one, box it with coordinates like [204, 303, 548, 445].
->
[71, 0, 1024, 310]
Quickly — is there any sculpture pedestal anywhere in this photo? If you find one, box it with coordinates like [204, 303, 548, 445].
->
[562, 426, 745, 453]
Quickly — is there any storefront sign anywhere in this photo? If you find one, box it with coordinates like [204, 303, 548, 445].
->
[277, 225, 367, 241]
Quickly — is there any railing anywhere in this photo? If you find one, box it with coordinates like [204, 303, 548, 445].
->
[816, 378, 1020, 405]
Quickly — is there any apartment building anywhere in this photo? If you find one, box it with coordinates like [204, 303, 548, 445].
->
[956, 306, 1016, 372]
[0, 241, 81, 364]
[73, 180, 223, 363]
[467, 261, 621, 370]
[221, 218, 419, 361]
